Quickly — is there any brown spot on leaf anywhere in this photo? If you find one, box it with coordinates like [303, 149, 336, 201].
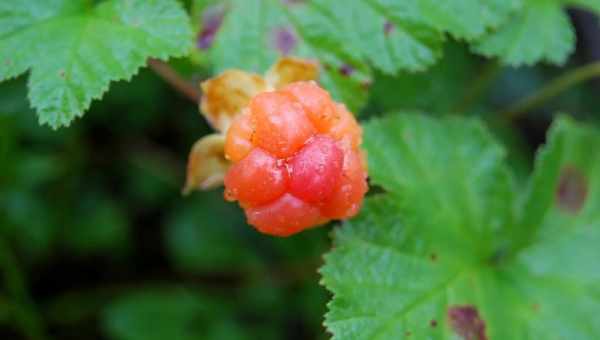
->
[556, 166, 588, 214]
[339, 64, 354, 76]
[430, 253, 438, 262]
[532, 303, 540, 312]
[404, 331, 412, 337]
[272, 27, 297, 55]
[5, 59, 11, 66]
[197, 5, 225, 50]
[430, 319, 437, 328]
[384, 21, 394, 36]
[58, 70, 66, 78]
[448, 305, 487, 340]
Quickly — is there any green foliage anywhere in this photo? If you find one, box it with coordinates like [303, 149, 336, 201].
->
[0, 0, 192, 128]
[192, 0, 525, 112]
[475, 0, 600, 66]
[367, 42, 481, 114]
[165, 190, 262, 273]
[321, 113, 600, 339]
[103, 289, 250, 340]
[2, 1, 600, 340]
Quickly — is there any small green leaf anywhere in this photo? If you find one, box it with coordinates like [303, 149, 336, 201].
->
[321, 113, 600, 339]
[473, 0, 600, 66]
[0, 0, 192, 128]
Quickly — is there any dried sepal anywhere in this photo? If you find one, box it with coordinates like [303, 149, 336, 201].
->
[200, 70, 268, 132]
[183, 134, 229, 194]
[265, 57, 319, 89]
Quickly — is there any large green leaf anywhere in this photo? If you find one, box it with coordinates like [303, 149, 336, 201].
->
[0, 0, 192, 128]
[474, 0, 600, 66]
[321, 113, 600, 339]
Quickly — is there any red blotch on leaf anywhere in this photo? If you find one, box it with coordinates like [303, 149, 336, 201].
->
[448, 305, 487, 340]
[556, 166, 588, 214]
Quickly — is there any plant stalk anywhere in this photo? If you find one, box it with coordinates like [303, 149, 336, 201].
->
[148, 59, 200, 103]
[502, 61, 600, 120]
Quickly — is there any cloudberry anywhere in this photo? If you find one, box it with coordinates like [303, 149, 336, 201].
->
[224, 81, 368, 236]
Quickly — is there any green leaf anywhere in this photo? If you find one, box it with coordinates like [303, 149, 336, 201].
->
[199, 0, 370, 112]
[514, 116, 600, 283]
[165, 190, 262, 274]
[63, 196, 130, 256]
[197, 0, 524, 111]
[473, 0, 600, 66]
[367, 42, 480, 114]
[0, 0, 192, 128]
[376, 0, 521, 40]
[304, 0, 443, 74]
[103, 289, 249, 340]
[321, 113, 600, 339]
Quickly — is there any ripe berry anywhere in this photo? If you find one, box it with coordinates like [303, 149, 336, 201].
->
[224, 81, 368, 236]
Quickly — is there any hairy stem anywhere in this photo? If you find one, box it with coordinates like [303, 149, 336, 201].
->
[148, 59, 200, 103]
[502, 61, 600, 120]
[0, 238, 49, 340]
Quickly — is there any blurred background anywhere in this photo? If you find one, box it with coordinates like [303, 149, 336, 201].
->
[1, 4, 600, 340]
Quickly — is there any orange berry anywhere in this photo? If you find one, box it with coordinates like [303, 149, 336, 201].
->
[321, 149, 368, 219]
[249, 91, 316, 158]
[328, 104, 362, 148]
[224, 148, 288, 206]
[289, 135, 344, 203]
[246, 193, 322, 236]
[282, 81, 337, 132]
[223, 82, 368, 236]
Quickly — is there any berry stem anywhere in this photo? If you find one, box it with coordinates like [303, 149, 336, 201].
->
[502, 60, 600, 120]
[148, 59, 200, 103]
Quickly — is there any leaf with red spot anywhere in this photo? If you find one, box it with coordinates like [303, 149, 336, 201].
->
[321, 113, 600, 339]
